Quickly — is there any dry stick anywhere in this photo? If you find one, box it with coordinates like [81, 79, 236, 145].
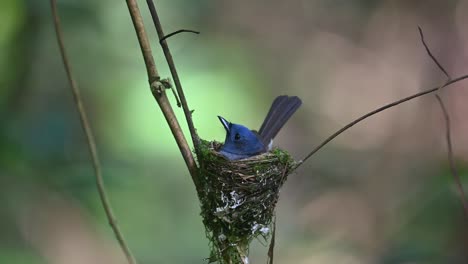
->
[293, 74, 468, 171]
[267, 217, 276, 264]
[49, 1, 137, 264]
[418, 27, 468, 218]
[435, 95, 468, 219]
[125, 0, 200, 190]
[418, 26, 451, 79]
[145, 0, 202, 158]
[435, 90, 468, 220]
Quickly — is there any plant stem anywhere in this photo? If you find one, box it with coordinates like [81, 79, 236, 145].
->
[125, 0, 200, 190]
[50, 1, 137, 263]
[146, 0, 202, 158]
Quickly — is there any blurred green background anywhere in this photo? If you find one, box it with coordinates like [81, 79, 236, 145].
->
[1, 0, 468, 263]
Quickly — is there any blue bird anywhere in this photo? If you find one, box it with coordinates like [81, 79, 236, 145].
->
[218, 95, 302, 160]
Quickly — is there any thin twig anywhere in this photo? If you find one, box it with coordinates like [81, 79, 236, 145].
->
[293, 74, 468, 171]
[145, 0, 202, 158]
[160, 78, 181, 107]
[267, 217, 276, 264]
[435, 95, 468, 219]
[160, 29, 200, 44]
[125, 0, 200, 190]
[418, 27, 468, 219]
[418, 26, 451, 80]
[169, 84, 182, 107]
[49, 1, 137, 263]
[418, 26, 451, 85]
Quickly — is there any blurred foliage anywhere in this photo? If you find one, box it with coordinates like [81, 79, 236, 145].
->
[1, 0, 468, 264]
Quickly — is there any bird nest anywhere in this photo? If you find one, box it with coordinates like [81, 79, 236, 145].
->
[197, 140, 296, 263]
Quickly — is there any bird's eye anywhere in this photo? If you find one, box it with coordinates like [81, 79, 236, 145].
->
[234, 133, 241, 140]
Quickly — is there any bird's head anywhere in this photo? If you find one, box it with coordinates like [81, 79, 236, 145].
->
[218, 116, 266, 158]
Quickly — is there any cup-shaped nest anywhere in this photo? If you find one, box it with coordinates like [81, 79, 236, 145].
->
[198, 140, 296, 263]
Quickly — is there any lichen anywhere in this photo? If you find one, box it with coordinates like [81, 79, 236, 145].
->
[197, 139, 296, 263]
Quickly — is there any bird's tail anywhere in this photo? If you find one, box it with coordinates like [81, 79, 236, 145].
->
[258, 95, 302, 146]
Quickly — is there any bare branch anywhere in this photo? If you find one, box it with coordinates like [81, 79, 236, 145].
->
[417, 26, 468, 219]
[125, 0, 200, 189]
[160, 29, 200, 44]
[418, 26, 451, 80]
[49, 1, 137, 263]
[293, 74, 468, 171]
[435, 95, 468, 219]
[165, 80, 182, 107]
[145, 0, 202, 158]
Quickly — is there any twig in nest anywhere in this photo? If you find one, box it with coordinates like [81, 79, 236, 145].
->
[49, 1, 137, 264]
[146, 0, 202, 157]
[418, 27, 468, 219]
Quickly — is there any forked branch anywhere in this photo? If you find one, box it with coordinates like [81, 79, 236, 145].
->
[293, 74, 468, 170]
[294, 27, 468, 218]
[125, 0, 200, 190]
[418, 27, 468, 219]
[146, 0, 202, 158]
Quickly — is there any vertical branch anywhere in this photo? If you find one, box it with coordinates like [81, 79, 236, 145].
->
[145, 0, 201, 157]
[49, 1, 137, 264]
[267, 217, 276, 264]
[418, 27, 468, 219]
[435, 95, 468, 219]
[125, 0, 200, 190]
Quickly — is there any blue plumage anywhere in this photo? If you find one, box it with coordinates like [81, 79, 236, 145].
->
[218, 95, 302, 160]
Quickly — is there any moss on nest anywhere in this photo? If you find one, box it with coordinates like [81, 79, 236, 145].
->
[197, 140, 296, 263]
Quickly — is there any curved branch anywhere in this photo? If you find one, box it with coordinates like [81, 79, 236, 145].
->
[159, 29, 200, 44]
[49, 1, 137, 263]
[293, 74, 468, 171]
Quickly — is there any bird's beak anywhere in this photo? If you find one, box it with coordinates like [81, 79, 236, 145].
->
[218, 116, 230, 132]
